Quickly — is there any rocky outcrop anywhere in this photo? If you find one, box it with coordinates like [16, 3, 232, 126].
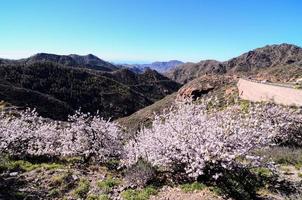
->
[177, 75, 235, 100]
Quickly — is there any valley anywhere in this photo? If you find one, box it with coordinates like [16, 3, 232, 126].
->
[1, 44, 302, 200]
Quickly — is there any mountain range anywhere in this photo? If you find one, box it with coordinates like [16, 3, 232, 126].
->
[119, 43, 302, 131]
[166, 43, 302, 83]
[0, 54, 180, 120]
[0, 53, 119, 72]
[1, 43, 302, 122]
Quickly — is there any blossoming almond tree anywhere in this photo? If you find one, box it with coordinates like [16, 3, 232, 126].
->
[123, 100, 302, 179]
[0, 109, 124, 162]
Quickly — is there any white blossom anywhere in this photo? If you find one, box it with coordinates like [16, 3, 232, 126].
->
[122, 100, 302, 179]
[0, 109, 124, 162]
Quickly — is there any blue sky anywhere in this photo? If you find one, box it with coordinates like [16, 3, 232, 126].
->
[0, 0, 301, 63]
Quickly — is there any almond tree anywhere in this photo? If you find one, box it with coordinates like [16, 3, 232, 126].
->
[123, 100, 302, 179]
[0, 109, 124, 162]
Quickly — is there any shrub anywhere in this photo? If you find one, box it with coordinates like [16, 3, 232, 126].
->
[121, 186, 158, 200]
[105, 158, 120, 170]
[97, 176, 121, 193]
[180, 181, 206, 192]
[87, 194, 109, 200]
[251, 167, 273, 178]
[72, 178, 90, 199]
[98, 194, 110, 200]
[256, 147, 302, 166]
[124, 159, 156, 187]
[123, 100, 302, 180]
[0, 155, 64, 172]
[239, 100, 250, 113]
[86, 194, 99, 200]
[50, 171, 72, 187]
[48, 188, 60, 197]
[0, 109, 124, 162]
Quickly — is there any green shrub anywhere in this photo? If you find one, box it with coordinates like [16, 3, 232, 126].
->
[251, 167, 273, 178]
[97, 177, 120, 193]
[121, 186, 158, 200]
[14, 191, 27, 199]
[209, 186, 223, 196]
[0, 155, 64, 172]
[180, 182, 207, 192]
[86, 194, 110, 200]
[239, 100, 250, 113]
[72, 178, 90, 199]
[48, 188, 60, 197]
[98, 194, 110, 200]
[50, 171, 72, 187]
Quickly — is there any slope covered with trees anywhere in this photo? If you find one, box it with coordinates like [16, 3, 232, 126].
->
[0, 61, 180, 120]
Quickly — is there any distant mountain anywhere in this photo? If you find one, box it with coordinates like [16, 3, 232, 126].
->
[0, 56, 180, 120]
[166, 43, 302, 83]
[121, 60, 184, 73]
[29, 53, 120, 71]
[0, 53, 119, 72]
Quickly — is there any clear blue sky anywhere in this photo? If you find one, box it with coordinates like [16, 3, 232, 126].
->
[0, 0, 301, 63]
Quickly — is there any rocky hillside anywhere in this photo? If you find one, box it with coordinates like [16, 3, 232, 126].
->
[121, 44, 302, 131]
[117, 74, 238, 133]
[0, 61, 180, 120]
[166, 44, 302, 83]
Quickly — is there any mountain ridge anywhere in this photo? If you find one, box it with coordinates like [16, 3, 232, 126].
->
[0, 53, 119, 72]
[166, 43, 302, 83]
[0, 57, 180, 120]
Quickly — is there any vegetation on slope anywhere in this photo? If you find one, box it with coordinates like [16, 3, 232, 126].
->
[166, 43, 302, 83]
[0, 62, 180, 120]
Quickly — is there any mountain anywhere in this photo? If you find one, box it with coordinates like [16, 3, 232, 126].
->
[165, 60, 223, 83]
[121, 60, 184, 73]
[102, 68, 180, 101]
[118, 43, 302, 131]
[166, 43, 302, 83]
[0, 53, 119, 72]
[28, 53, 119, 71]
[0, 56, 181, 120]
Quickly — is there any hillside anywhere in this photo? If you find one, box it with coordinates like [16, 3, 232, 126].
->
[166, 43, 302, 83]
[0, 61, 180, 120]
[117, 74, 238, 132]
[116, 93, 177, 133]
[121, 44, 302, 131]
[103, 68, 180, 101]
